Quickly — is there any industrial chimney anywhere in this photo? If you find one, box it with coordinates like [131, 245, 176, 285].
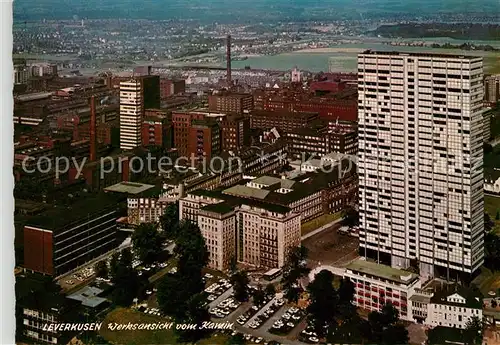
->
[226, 34, 232, 86]
[89, 95, 97, 162]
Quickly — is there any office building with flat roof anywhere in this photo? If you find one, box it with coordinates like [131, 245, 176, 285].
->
[357, 51, 485, 280]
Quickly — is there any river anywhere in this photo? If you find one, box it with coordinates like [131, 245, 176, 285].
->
[232, 42, 500, 73]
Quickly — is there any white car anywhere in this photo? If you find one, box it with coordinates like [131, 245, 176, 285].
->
[255, 337, 263, 343]
[309, 337, 319, 343]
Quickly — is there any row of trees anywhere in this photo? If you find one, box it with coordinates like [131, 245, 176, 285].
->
[484, 213, 500, 271]
[156, 216, 211, 343]
[92, 203, 181, 307]
[307, 270, 409, 344]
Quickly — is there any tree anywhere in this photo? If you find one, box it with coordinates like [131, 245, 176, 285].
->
[231, 270, 250, 302]
[465, 316, 484, 345]
[131, 223, 164, 264]
[485, 213, 495, 232]
[484, 143, 493, 154]
[496, 210, 500, 220]
[337, 278, 357, 321]
[341, 207, 359, 227]
[229, 255, 238, 273]
[307, 270, 338, 338]
[366, 303, 409, 345]
[94, 260, 108, 278]
[265, 283, 276, 297]
[160, 202, 179, 239]
[225, 333, 245, 345]
[252, 284, 266, 307]
[281, 246, 310, 303]
[109, 252, 120, 279]
[110, 249, 140, 306]
[175, 292, 212, 343]
[175, 220, 209, 278]
[484, 232, 500, 270]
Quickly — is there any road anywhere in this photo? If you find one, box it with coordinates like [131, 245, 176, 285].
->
[301, 217, 343, 241]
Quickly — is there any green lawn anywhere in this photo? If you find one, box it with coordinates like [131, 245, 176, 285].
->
[101, 307, 177, 345]
[100, 308, 230, 345]
[301, 212, 342, 235]
[485, 195, 500, 234]
[471, 267, 500, 297]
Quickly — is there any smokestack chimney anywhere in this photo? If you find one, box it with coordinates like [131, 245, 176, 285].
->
[89, 95, 97, 162]
[226, 34, 232, 86]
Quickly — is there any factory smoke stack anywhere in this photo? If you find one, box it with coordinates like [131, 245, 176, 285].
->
[89, 95, 97, 162]
[226, 34, 232, 86]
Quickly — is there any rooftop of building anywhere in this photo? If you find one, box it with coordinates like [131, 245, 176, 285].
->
[360, 50, 482, 60]
[346, 259, 419, 285]
[104, 181, 155, 195]
[67, 286, 108, 308]
[15, 92, 54, 103]
[200, 202, 235, 215]
[25, 192, 125, 231]
[16, 273, 72, 311]
[430, 284, 483, 309]
[225, 159, 354, 205]
[187, 188, 292, 215]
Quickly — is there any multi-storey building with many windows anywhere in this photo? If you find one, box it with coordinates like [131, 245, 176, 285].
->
[357, 51, 485, 280]
[119, 75, 160, 150]
[344, 259, 421, 321]
[179, 190, 301, 271]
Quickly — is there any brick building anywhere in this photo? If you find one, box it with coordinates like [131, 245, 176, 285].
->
[208, 93, 254, 114]
[220, 114, 250, 151]
[142, 116, 172, 148]
[172, 111, 205, 157]
[187, 119, 221, 164]
[160, 78, 186, 99]
[249, 110, 318, 132]
[23, 193, 123, 277]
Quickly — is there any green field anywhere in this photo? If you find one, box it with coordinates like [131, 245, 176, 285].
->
[301, 212, 342, 236]
[485, 195, 500, 234]
[101, 308, 230, 345]
[472, 267, 500, 297]
[101, 308, 177, 345]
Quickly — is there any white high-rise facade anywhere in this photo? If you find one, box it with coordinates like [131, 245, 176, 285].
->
[120, 80, 143, 150]
[357, 51, 484, 279]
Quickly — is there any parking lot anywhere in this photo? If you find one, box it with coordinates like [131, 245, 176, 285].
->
[269, 306, 306, 336]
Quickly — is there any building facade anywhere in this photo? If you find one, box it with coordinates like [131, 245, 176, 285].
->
[250, 110, 318, 132]
[484, 74, 500, 105]
[426, 287, 483, 329]
[358, 51, 485, 279]
[119, 76, 160, 150]
[180, 191, 301, 271]
[344, 259, 421, 321]
[208, 93, 254, 114]
[23, 196, 120, 277]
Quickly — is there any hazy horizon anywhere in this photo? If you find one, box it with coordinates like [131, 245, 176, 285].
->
[13, 0, 500, 22]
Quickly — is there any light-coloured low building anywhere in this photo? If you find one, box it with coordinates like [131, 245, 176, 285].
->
[426, 286, 483, 329]
[344, 259, 421, 321]
[485, 169, 500, 195]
